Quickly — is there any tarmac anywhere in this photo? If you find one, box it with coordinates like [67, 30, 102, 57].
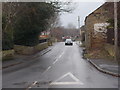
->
[2, 41, 120, 77]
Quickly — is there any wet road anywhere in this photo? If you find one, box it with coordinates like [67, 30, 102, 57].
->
[2, 42, 118, 88]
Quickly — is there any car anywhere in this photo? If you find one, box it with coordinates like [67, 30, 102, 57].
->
[65, 39, 73, 45]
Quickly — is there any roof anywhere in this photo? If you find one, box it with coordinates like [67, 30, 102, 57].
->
[85, 2, 113, 23]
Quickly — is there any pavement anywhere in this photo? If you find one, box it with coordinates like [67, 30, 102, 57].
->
[2, 42, 119, 88]
[76, 41, 120, 77]
[88, 59, 119, 77]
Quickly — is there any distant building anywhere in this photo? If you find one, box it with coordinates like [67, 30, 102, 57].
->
[80, 25, 85, 42]
[41, 31, 50, 35]
[39, 31, 50, 39]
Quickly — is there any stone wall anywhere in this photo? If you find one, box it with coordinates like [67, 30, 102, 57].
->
[2, 42, 49, 60]
[2, 50, 14, 60]
[14, 45, 34, 55]
[14, 42, 48, 55]
[34, 42, 48, 52]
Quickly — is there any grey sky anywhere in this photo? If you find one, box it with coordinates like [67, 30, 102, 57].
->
[60, 2, 105, 28]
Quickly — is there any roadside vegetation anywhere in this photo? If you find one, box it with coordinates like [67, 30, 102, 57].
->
[2, 2, 73, 50]
[2, 2, 74, 60]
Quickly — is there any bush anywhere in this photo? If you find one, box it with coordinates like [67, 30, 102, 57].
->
[13, 3, 56, 46]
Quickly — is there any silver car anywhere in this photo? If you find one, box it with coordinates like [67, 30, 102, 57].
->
[65, 39, 73, 45]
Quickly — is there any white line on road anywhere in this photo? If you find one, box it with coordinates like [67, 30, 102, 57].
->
[41, 51, 65, 77]
[50, 82, 83, 85]
[55, 72, 70, 82]
[53, 51, 64, 64]
[42, 66, 52, 75]
[69, 73, 80, 82]
[32, 81, 38, 86]
[46, 66, 51, 72]
[50, 72, 84, 85]
[53, 58, 59, 64]
[26, 81, 38, 90]
[42, 51, 65, 75]
[55, 72, 80, 82]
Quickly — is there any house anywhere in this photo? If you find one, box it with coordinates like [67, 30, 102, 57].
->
[85, 2, 114, 50]
[80, 25, 86, 43]
[84, 2, 120, 58]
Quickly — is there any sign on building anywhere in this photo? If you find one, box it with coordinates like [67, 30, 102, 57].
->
[94, 23, 109, 35]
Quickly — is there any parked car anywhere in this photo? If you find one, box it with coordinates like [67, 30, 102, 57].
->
[65, 39, 73, 45]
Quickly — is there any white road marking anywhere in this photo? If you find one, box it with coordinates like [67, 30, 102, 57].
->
[46, 66, 51, 72]
[53, 51, 64, 64]
[42, 51, 65, 74]
[55, 72, 80, 82]
[33, 81, 38, 85]
[42, 66, 52, 74]
[53, 58, 59, 64]
[50, 72, 84, 85]
[69, 72, 80, 82]
[55, 72, 71, 82]
[50, 82, 84, 85]
[26, 81, 38, 90]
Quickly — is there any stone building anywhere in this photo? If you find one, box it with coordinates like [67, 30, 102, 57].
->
[80, 25, 85, 43]
[85, 2, 114, 50]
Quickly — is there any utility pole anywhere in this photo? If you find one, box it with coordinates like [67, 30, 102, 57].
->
[78, 16, 81, 34]
[114, 1, 118, 61]
[78, 16, 80, 29]
[78, 16, 81, 43]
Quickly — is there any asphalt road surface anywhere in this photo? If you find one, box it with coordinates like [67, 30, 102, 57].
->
[2, 42, 118, 89]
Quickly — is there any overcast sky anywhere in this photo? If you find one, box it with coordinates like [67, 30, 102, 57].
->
[59, 1, 105, 28]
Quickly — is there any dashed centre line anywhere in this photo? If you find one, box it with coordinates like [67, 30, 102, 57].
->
[44, 66, 51, 73]
[53, 52, 64, 64]
[26, 81, 38, 90]
[42, 51, 65, 76]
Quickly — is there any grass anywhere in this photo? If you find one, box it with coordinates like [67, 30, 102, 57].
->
[2, 49, 14, 61]
[84, 48, 114, 60]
